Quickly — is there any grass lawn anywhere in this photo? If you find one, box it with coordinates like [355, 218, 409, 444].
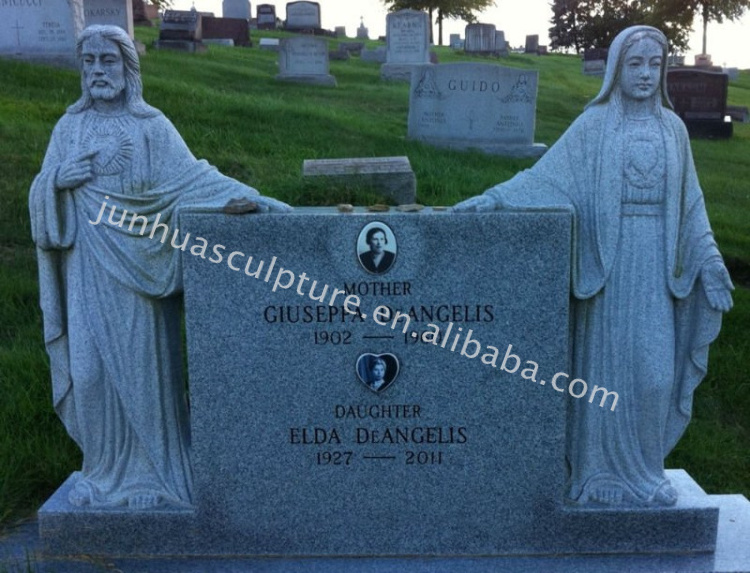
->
[0, 26, 748, 527]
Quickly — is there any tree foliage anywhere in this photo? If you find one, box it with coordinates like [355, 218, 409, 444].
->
[549, 0, 749, 54]
[382, 0, 495, 45]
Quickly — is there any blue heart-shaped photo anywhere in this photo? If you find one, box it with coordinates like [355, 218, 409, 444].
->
[355, 353, 399, 394]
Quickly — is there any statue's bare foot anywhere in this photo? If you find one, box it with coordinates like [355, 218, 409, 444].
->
[653, 483, 678, 506]
[591, 483, 624, 505]
[68, 487, 90, 507]
[128, 493, 160, 510]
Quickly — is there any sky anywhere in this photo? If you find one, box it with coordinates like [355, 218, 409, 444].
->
[173, 0, 750, 69]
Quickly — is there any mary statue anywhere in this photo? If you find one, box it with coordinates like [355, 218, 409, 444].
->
[454, 26, 733, 506]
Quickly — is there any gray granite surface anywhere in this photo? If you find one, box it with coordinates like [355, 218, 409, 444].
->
[222, 0, 250, 20]
[276, 36, 336, 86]
[381, 10, 430, 81]
[285, 0, 320, 30]
[0, 0, 84, 66]
[302, 157, 416, 204]
[407, 63, 548, 157]
[83, 0, 133, 37]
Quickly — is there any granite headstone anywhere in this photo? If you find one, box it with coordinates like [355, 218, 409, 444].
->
[40, 208, 725, 558]
[202, 16, 250, 47]
[285, 0, 320, 30]
[222, 0, 250, 20]
[0, 0, 84, 67]
[302, 157, 417, 205]
[256, 3, 275, 29]
[583, 47, 607, 75]
[83, 0, 133, 36]
[155, 9, 205, 52]
[464, 23, 495, 54]
[667, 68, 732, 138]
[524, 34, 538, 54]
[407, 62, 548, 157]
[356, 17, 368, 40]
[381, 9, 431, 82]
[495, 30, 508, 55]
[276, 36, 336, 86]
[361, 46, 386, 63]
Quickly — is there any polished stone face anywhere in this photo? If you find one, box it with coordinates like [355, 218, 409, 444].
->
[620, 38, 662, 101]
[81, 35, 125, 101]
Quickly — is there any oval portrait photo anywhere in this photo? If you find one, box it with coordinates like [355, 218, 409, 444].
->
[357, 222, 397, 275]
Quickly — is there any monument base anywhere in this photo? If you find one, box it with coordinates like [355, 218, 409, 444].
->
[152, 40, 207, 53]
[381, 63, 431, 82]
[411, 137, 549, 158]
[275, 74, 337, 87]
[39, 470, 721, 557]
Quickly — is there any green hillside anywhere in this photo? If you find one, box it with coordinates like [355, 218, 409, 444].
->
[0, 27, 748, 526]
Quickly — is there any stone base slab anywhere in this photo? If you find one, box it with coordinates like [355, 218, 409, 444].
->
[410, 137, 549, 158]
[38, 470, 720, 557]
[275, 74, 337, 87]
[381, 63, 431, 82]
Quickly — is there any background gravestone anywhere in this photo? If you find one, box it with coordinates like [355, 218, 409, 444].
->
[408, 62, 548, 157]
[256, 3, 275, 29]
[464, 23, 495, 54]
[222, 0, 250, 20]
[285, 0, 320, 30]
[0, 0, 84, 67]
[276, 36, 335, 86]
[381, 9, 431, 82]
[495, 30, 508, 56]
[583, 47, 607, 75]
[524, 34, 539, 54]
[202, 16, 250, 47]
[356, 18, 368, 40]
[83, 0, 133, 37]
[155, 10, 205, 52]
[667, 68, 732, 138]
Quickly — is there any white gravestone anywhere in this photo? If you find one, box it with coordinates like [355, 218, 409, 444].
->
[83, 0, 132, 37]
[1, 0, 85, 67]
[222, 0, 250, 20]
[408, 62, 547, 157]
[276, 36, 335, 86]
[381, 9, 431, 82]
[285, 0, 319, 30]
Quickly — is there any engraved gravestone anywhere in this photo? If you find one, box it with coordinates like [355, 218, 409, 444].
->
[408, 62, 548, 157]
[276, 36, 335, 86]
[155, 10, 205, 52]
[381, 9, 430, 82]
[583, 47, 607, 75]
[285, 0, 320, 30]
[464, 23, 495, 54]
[0, 0, 84, 67]
[667, 68, 732, 138]
[83, 0, 133, 36]
[222, 0, 250, 20]
[256, 3, 275, 29]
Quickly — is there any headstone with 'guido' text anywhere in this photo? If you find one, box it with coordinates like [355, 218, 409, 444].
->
[408, 62, 548, 157]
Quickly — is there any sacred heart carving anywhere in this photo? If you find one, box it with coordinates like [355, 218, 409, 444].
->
[83, 122, 134, 176]
[355, 353, 400, 394]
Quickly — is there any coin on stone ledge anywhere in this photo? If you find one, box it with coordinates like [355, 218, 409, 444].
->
[367, 204, 390, 212]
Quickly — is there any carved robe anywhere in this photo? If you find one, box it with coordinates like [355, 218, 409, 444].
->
[30, 108, 257, 507]
[484, 99, 723, 504]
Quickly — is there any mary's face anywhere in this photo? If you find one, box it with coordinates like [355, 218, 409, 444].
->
[619, 38, 662, 102]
